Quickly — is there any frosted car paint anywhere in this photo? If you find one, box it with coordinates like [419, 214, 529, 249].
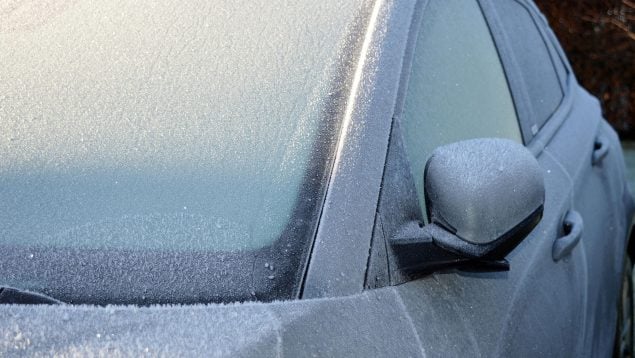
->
[1, 0, 633, 357]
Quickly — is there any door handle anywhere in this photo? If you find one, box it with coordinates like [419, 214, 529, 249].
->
[553, 210, 583, 261]
[592, 135, 610, 165]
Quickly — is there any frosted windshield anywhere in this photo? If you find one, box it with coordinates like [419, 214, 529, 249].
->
[0, 0, 363, 252]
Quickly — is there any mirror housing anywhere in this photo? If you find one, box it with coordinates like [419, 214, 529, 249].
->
[390, 138, 545, 274]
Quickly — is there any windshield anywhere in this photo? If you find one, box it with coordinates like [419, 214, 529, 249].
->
[0, 0, 368, 304]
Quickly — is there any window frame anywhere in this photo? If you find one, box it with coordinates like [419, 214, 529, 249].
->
[365, 0, 428, 289]
[480, 0, 574, 145]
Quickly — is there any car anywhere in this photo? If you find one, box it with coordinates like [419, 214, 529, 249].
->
[1, 0, 633, 356]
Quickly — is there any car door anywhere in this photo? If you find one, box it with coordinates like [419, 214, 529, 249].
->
[365, 0, 590, 355]
[516, 1, 634, 354]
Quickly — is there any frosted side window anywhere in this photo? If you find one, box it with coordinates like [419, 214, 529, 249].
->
[401, 0, 522, 221]
[497, 0, 564, 130]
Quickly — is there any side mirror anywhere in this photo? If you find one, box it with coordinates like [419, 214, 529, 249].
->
[390, 138, 545, 274]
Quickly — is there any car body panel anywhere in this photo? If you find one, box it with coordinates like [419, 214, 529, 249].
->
[367, 0, 633, 356]
[0, 288, 425, 357]
[1, 0, 633, 356]
[540, 86, 633, 355]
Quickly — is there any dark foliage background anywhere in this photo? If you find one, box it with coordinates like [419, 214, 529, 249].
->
[534, 0, 634, 138]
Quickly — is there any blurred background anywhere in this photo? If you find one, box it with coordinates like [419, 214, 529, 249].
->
[534, 0, 635, 185]
[535, 0, 634, 138]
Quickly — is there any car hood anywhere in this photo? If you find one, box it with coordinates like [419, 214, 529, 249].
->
[0, 288, 424, 357]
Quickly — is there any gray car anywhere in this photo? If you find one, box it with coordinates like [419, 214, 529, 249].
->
[1, 0, 633, 356]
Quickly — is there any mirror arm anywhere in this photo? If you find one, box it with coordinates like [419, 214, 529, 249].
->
[388, 206, 543, 276]
[389, 221, 465, 274]
[389, 222, 508, 275]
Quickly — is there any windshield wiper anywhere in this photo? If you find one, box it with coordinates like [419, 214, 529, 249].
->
[0, 286, 62, 304]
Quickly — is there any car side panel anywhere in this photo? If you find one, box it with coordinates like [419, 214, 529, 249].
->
[539, 86, 632, 355]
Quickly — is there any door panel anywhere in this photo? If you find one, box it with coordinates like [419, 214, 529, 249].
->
[396, 152, 586, 356]
[381, 0, 592, 355]
[540, 87, 629, 354]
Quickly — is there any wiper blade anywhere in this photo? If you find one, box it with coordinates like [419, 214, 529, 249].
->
[0, 286, 63, 304]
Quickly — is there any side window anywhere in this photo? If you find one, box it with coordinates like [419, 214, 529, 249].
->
[496, 0, 564, 130]
[400, 0, 522, 220]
